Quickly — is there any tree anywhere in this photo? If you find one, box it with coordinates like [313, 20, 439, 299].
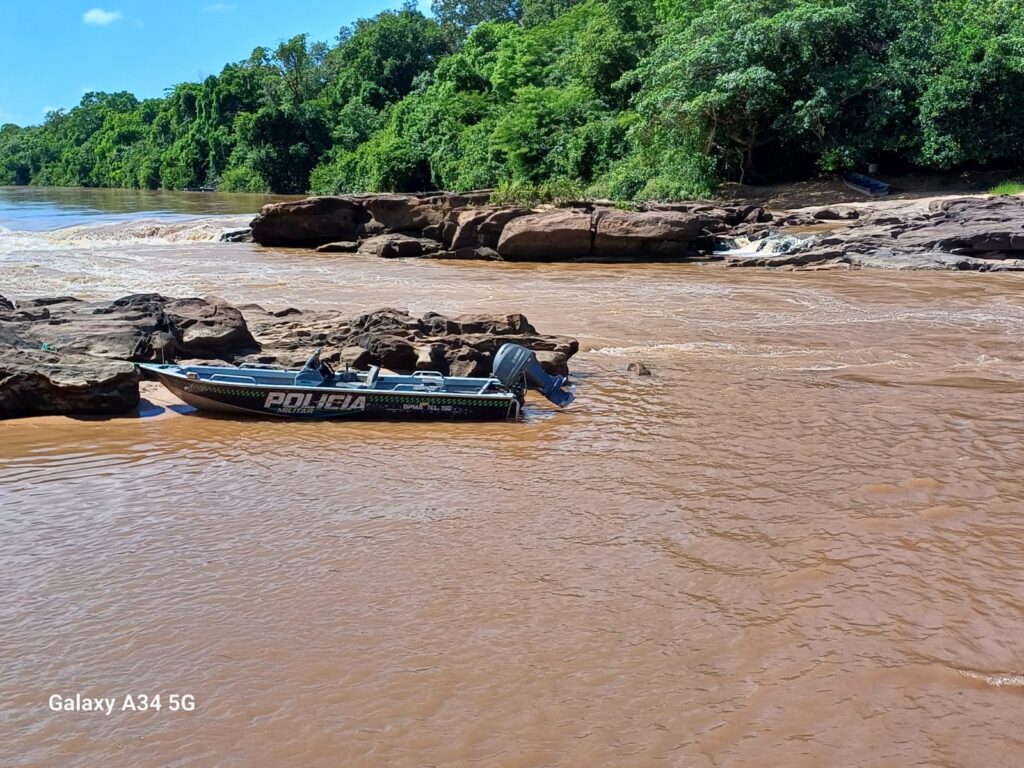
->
[431, 0, 522, 36]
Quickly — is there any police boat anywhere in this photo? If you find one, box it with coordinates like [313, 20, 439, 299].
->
[139, 343, 574, 420]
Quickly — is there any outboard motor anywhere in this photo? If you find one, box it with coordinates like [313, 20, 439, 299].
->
[493, 343, 575, 407]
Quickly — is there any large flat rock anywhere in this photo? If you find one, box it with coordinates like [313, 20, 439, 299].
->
[496, 209, 594, 260]
[250, 197, 367, 246]
[733, 195, 1024, 270]
[0, 349, 139, 418]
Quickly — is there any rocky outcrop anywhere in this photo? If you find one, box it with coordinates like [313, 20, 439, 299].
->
[0, 294, 577, 418]
[239, 306, 578, 377]
[250, 196, 367, 246]
[249, 192, 766, 262]
[0, 349, 139, 419]
[594, 209, 719, 259]
[246, 189, 1024, 270]
[250, 191, 493, 247]
[728, 196, 1024, 271]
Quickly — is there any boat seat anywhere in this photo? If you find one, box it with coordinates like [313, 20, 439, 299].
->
[365, 366, 381, 389]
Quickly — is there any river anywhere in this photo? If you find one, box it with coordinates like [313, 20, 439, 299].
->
[2, 187, 1023, 767]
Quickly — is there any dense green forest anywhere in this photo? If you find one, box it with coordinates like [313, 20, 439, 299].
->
[1, 0, 1022, 199]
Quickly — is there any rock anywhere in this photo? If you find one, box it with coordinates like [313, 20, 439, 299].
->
[315, 240, 359, 253]
[250, 197, 367, 246]
[356, 193, 487, 234]
[761, 197, 1024, 269]
[497, 209, 594, 260]
[421, 312, 536, 336]
[445, 347, 489, 377]
[239, 306, 576, 377]
[725, 248, 851, 268]
[593, 209, 710, 259]
[150, 332, 177, 362]
[415, 343, 448, 371]
[448, 247, 502, 261]
[494, 206, 735, 261]
[219, 227, 253, 243]
[0, 327, 30, 348]
[628, 362, 652, 376]
[0, 349, 139, 419]
[0, 296, 13, 311]
[357, 234, 443, 259]
[447, 207, 531, 250]
[164, 297, 257, 356]
[250, 191, 495, 247]
[534, 350, 569, 377]
[0, 294, 257, 362]
[359, 194, 443, 232]
[812, 208, 859, 221]
[741, 206, 771, 224]
[23, 296, 82, 307]
[335, 346, 371, 370]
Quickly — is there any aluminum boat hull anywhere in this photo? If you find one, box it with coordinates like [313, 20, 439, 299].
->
[146, 368, 523, 421]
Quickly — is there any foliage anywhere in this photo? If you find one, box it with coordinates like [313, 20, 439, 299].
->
[990, 181, 1024, 196]
[490, 177, 585, 205]
[3, 0, 1024, 199]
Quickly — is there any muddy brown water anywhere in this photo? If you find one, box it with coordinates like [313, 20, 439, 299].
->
[2, 190, 1024, 766]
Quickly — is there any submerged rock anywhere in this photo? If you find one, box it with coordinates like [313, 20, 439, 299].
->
[219, 227, 253, 243]
[315, 240, 359, 253]
[357, 234, 443, 259]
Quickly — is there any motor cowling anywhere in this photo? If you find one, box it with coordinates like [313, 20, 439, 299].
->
[493, 343, 575, 407]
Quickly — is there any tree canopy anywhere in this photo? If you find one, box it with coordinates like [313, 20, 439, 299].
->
[2, 0, 1023, 199]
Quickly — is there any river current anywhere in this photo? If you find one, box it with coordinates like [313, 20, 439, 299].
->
[2, 187, 1023, 767]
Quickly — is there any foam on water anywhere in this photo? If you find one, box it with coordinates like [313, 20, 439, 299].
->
[956, 668, 1024, 687]
[0, 215, 249, 254]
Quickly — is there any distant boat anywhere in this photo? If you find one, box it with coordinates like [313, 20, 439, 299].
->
[843, 172, 891, 196]
[184, 185, 217, 192]
[139, 343, 575, 420]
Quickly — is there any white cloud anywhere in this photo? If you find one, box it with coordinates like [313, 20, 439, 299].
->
[204, 3, 235, 11]
[83, 8, 122, 26]
[41, 105, 57, 116]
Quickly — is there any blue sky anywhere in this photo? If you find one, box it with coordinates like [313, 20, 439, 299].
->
[0, 1, 430, 127]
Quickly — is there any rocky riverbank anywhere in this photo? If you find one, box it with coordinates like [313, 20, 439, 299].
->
[239, 191, 1024, 271]
[0, 294, 577, 419]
